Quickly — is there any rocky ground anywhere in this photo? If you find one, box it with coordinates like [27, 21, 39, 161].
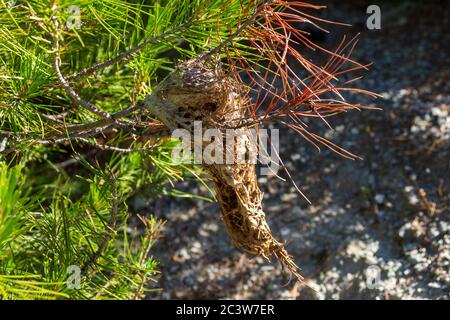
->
[146, 1, 449, 299]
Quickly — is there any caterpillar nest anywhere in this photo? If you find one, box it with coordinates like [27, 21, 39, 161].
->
[145, 58, 303, 282]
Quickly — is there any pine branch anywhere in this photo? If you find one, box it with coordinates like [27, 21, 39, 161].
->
[81, 169, 119, 274]
[65, 22, 191, 82]
[53, 16, 114, 119]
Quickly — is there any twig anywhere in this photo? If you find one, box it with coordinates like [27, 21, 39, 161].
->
[66, 22, 191, 82]
[133, 216, 165, 300]
[81, 169, 120, 275]
[53, 20, 114, 119]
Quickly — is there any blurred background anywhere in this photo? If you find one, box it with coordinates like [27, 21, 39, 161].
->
[145, 0, 449, 299]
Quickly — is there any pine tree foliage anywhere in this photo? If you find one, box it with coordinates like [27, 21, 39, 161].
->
[0, 0, 241, 299]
